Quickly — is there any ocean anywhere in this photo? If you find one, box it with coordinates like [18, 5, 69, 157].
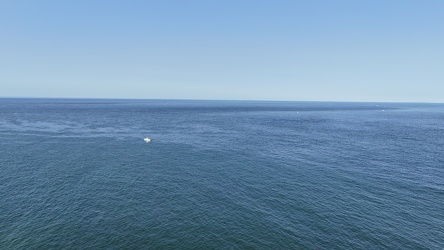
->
[0, 99, 443, 249]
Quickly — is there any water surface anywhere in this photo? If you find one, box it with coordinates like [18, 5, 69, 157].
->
[1, 99, 443, 249]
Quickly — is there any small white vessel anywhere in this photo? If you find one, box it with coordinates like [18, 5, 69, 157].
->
[144, 137, 152, 143]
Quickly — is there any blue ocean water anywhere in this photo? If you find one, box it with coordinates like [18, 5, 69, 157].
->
[0, 98, 443, 249]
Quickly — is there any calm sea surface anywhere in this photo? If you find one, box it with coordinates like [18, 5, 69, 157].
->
[0, 99, 443, 249]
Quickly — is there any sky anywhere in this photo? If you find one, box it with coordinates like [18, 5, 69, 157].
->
[0, 0, 443, 102]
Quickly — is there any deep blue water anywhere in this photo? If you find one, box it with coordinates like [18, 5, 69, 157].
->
[0, 99, 443, 249]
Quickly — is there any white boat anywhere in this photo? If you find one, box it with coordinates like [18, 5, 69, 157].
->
[144, 137, 152, 143]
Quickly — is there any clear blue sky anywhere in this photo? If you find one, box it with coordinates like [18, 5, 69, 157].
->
[1, 1, 443, 102]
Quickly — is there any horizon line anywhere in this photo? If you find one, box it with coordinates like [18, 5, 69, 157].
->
[0, 96, 442, 104]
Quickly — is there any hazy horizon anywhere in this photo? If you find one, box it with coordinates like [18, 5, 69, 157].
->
[2, 96, 444, 105]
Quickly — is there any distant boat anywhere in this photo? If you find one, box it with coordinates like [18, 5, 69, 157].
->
[144, 138, 152, 143]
